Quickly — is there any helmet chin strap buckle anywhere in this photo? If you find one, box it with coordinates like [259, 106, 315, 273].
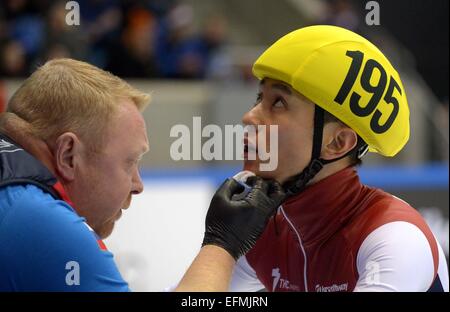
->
[283, 105, 326, 198]
[284, 159, 324, 197]
[357, 144, 369, 159]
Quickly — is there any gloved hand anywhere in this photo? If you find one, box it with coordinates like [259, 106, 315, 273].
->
[202, 176, 285, 260]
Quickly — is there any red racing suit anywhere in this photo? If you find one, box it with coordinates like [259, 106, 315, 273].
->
[230, 167, 448, 292]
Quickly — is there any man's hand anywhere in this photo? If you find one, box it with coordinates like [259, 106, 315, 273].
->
[202, 176, 285, 260]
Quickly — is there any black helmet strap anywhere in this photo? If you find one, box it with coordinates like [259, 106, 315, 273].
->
[283, 106, 368, 198]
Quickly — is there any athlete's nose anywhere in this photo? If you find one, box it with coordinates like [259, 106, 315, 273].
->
[242, 104, 263, 126]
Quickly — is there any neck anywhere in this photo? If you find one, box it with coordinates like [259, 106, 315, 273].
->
[308, 157, 354, 186]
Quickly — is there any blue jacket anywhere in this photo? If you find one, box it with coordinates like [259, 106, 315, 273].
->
[0, 133, 129, 291]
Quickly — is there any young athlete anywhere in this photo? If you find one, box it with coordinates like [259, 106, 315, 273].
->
[229, 25, 449, 292]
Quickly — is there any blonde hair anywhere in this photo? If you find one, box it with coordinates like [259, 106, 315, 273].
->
[8, 58, 151, 150]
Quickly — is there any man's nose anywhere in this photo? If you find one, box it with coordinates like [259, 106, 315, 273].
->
[131, 170, 144, 195]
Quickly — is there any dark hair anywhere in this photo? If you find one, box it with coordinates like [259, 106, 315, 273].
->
[322, 110, 366, 166]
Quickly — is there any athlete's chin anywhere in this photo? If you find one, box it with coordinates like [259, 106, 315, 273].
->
[243, 161, 278, 180]
[243, 160, 259, 174]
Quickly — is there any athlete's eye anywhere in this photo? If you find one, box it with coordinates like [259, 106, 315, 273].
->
[272, 97, 286, 108]
[253, 92, 263, 107]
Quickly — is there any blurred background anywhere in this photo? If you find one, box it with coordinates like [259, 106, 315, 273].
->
[0, 0, 448, 291]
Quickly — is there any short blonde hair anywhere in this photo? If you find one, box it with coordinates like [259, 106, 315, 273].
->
[8, 58, 151, 150]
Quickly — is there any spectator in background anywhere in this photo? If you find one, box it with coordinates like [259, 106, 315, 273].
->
[0, 40, 28, 77]
[0, 0, 231, 80]
[0, 0, 28, 21]
[106, 7, 159, 78]
[318, 0, 360, 32]
[39, 1, 88, 64]
[201, 14, 233, 80]
[0, 0, 44, 75]
[145, 0, 176, 17]
[155, 3, 207, 79]
[77, 0, 122, 67]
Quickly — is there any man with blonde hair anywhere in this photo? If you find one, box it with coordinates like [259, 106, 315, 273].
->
[0, 58, 284, 291]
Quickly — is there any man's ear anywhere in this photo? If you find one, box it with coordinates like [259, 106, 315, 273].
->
[54, 132, 82, 181]
[321, 124, 358, 161]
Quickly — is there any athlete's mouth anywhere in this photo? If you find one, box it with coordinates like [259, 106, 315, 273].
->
[243, 137, 258, 158]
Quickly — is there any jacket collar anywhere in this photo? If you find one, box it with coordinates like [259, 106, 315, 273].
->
[0, 132, 71, 203]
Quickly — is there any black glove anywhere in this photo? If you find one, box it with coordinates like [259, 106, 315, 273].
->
[202, 176, 286, 260]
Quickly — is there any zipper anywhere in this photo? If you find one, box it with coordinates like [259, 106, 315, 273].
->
[280, 205, 309, 292]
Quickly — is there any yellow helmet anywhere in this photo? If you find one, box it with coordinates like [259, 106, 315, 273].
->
[253, 25, 409, 157]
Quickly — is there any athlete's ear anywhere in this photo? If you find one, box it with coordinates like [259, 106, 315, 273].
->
[321, 123, 358, 161]
[53, 132, 83, 182]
